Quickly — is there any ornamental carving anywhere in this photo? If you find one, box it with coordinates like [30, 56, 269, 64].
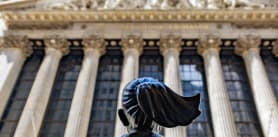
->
[44, 36, 70, 56]
[0, 35, 33, 57]
[44, 1, 79, 10]
[42, 0, 266, 10]
[82, 35, 106, 55]
[273, 40, 278, 57]
[120, 35, 144, 54]
[197, 34, 221, 55]
[235, 35, 261, 56]
[159, 34, 182, 55]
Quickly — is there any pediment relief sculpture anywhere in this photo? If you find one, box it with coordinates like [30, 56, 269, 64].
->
[44, 1, 79, 10]
[0, 0, 269, 10]
[42, 0, 266, 10]
[223, 0, 265, 9]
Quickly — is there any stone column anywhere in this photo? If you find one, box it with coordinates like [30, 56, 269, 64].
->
[0, 36, 32, 119]
[197, 35, 238, 137]
[114, 35, 144, 137]
[64, 36, 106, 137]
[159, 35, 186, 137]
[272, 40, 278, 57]
[235, 35, 278, 137]
[13, 37, 69, 137]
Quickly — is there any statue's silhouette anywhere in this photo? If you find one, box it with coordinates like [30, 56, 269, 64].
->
[118, 77, 201, 137]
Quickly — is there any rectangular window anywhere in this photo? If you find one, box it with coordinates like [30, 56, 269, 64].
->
[87, 50, 123, 137]
[221, 49, 263, 137]
[139, 49, 163, 81]
[0, 50, 43, 137]
[39, 50, 82, 137]
[180, 49, 214, 137]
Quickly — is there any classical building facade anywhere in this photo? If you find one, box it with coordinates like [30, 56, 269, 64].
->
[0, 0, 277, 137]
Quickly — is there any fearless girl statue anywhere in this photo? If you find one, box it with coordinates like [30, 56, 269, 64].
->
[118, 77, 201, 137]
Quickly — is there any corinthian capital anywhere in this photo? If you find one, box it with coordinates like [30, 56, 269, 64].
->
[273, 40, 278, 57]
[0, 35, 33, 57]
[235, 35, 261, 56]
[82, 35, 106, 56]
[120, 35, 144, 55]
[197, 35, 221, 56]
[44, 36, 70, 56]
[159, 34, 182, 55]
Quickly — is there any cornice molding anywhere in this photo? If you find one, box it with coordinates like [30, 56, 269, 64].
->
[0, 10, 277, 29]
[0, 0, 36, 10]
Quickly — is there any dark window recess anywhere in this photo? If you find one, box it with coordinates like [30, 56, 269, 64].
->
[139, 48, 164, 135]
[180, 49, 214, 137]
[221, 50, 263, 137]
[139, 49, 163, 81]
[0, 50, 44, 137]
[261, 49, 278, 101]
[87, 50, 123, 137]
[39, 50, 82, 137]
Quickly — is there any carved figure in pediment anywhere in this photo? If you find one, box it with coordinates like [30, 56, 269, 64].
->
[103, 0, 117, 9]
[160, 0, 196, 9]
[187, 0, 206, 9]
[144, 0, 163, 9]
[206, 0, 221, 9]
[87, 0, 105, 9]
[119, 0, 146, 9]
[223, 0, 265, 9]
[41, 0, 266, 10]
[44, 1, 79, 10]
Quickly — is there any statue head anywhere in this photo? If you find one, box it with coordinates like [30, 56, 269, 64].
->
[118, 77, 201, 134]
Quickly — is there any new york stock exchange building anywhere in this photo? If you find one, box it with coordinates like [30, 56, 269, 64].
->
[0, 0, 278, 137]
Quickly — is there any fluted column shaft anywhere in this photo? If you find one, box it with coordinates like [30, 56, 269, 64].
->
[64, 37, 106, 137]
[114, 36, 143, 137]
[163, 49, 181, 92]
[198, 35, 237, 137]
[0, 49, 25, 118]
[235, 36, 278, 137]
[160, 35, 186, 137]
[0, 36, 32, 119]
[14, 37, 69, 137]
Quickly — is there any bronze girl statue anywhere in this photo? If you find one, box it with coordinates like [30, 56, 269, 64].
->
[118, 77, 201, 137]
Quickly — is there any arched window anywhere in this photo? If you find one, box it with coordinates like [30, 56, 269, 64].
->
[221, 50, 263, 137]
[261, 49, 278, 101]
[87, 50, 123, 137]
[39, 50, 82, 137]
[179, 49, 214, 137]
[0, 50, 43, 137]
